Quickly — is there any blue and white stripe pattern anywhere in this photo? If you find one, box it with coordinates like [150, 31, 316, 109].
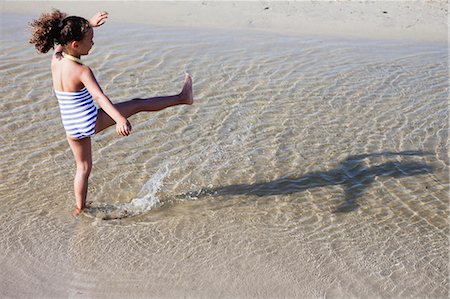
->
[55, 87, 98, 139]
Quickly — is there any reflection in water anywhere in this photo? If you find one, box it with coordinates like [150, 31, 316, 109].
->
[179, 151, 434, 212]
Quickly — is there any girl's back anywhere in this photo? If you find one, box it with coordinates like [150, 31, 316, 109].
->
[52, 57, 85, 92]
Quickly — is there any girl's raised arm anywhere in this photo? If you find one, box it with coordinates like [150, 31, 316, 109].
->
[89, 11, 109, 28]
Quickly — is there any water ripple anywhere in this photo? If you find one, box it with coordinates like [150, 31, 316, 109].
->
[1, 16, 448, 297]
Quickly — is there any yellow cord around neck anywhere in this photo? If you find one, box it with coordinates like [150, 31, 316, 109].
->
[63, 53, 83, 65]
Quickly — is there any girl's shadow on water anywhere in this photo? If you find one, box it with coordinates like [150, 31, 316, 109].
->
[178, 151, 434, 213]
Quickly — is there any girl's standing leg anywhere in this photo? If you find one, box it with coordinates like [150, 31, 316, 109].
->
[67, 136, 92, 216]
[95, 74, 193, 134]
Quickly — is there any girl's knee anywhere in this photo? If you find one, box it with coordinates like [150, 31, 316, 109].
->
[76, 161, 92, 177]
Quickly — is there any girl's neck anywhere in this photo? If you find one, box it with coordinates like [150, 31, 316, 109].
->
[64, 50, 81, 59]
[63, 52, 83, 65]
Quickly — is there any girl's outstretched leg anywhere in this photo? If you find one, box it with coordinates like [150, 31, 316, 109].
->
[95, 74, 193, 134]
[67, 136, 92, 216]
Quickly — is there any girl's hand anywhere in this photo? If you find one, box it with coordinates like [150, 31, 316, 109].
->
[116, 119, 132, 137]
[89, 11, 109, 28]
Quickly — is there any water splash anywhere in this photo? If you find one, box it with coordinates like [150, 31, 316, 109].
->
[125, 163, 170, 211]
[84, 163, 172, 220]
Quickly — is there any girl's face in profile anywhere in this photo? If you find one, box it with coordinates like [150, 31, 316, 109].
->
[77, 28, 94, 55]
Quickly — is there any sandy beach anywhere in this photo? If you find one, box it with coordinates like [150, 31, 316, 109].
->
[2, 1, 448, 42]
[1, 1, 448, 298]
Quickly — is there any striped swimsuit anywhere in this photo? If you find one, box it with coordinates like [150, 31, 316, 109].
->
[55, 87, 98, 139]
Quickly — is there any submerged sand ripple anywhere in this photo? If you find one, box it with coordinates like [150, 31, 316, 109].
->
[0, 15, 448, 298]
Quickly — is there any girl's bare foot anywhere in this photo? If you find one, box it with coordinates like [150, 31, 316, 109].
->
[179, 73, 193, 105]
[72, 201, 92, 217]
[72, 207, 82, 217]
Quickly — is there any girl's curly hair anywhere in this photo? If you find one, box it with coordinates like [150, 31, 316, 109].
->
[29, 9, 91, 54]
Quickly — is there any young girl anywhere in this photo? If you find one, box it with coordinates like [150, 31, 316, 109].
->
[29, 10, 193, 216]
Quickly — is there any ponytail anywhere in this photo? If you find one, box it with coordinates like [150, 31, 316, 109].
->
[29, 9, 91, 54]
[29, 9, 66, 54]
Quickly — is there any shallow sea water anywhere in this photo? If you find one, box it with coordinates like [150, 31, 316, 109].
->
[0, 14, 448, 298]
